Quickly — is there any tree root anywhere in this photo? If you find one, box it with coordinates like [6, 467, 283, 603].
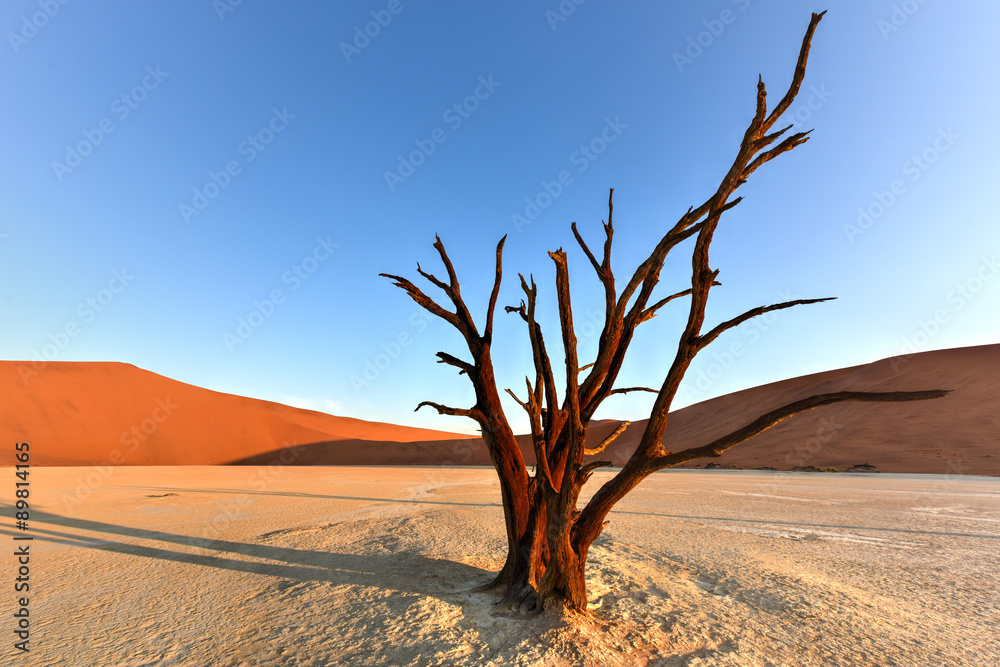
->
[495, 584, 542, 614]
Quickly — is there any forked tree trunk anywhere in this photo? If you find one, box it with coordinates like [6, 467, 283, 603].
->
[495, 429, 607, 613]
[536, 516, 588, 611]
[494, 479, 590, 613]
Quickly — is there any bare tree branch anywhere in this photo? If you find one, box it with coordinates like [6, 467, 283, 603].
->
[696, 297, 836, 351]
[753, 124, 793, 152]
[579, 196, 740, 417]
[608, 387, 658, 397]
[571, 222, 602, 277]
[577, 460, 614, 486]
[578, 212, 715, 421]
[615, 17, 831, 451]
[432, 235, 461, 291]
[579, 460, 614, 475]
[763, 11, 827, 132]
[379, 273, 462, 330]
[484, 235, 507, 343]
[549, 249, 584, 470]
[508, 376, 557, 498]
[415, 262, 450, 292]
[752, 75, 767, 133]
[571, 189, 619, 395]
[615, 217, 707, 321]
[431, 235, 480, 337]
[414, 401, 481, 420]
[517, 273, 560, 431]
[651, 389, 951, 469]
[636, 283, 718, 324]
[434, 351, 474, 376]
[504, 387, 528, 410]
[602, 188, 615, 270]
[504, 301, 528, 322]
[597, 189, 617, 324]
[584, 421, 632, 456]
[639, 289, 694, 324]
[745, 130, 812, 177]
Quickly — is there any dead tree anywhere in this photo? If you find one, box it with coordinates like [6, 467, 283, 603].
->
[381, 11, 948, 614]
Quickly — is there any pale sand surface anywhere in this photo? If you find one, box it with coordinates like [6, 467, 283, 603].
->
[5, 466, 999, 666]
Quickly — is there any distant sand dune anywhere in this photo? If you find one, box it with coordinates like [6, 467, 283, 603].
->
[0, 361, 469, 466]
[2, 344, 997, 474]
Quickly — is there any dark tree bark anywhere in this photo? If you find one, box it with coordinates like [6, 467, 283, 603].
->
[380, 11, 950, 615]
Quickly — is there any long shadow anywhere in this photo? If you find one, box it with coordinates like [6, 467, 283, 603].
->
[0, 505, 584, 659]
[107, 486, 503, 508]
[226, 438, 494, 466]
[613, 509, 1000, 541]
[0, 505, 495, 603]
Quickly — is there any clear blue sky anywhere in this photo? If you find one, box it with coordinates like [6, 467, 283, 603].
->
[3, 1, 998, 435]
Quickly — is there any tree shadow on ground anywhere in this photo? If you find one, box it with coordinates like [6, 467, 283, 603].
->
[0, 504, 495, 602]
[0, 503, 587, 663]
[107, 485, 503, 508]
[0, 503, 592, 663]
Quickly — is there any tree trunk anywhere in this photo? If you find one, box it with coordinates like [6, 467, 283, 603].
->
[473, 420, 534, 600]
[491, 486, 547, 610]
[535, 499, 588, 612]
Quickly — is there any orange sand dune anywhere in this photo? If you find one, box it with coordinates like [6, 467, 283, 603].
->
[1, 361, 471, 466]
[3, 344, 997, 473]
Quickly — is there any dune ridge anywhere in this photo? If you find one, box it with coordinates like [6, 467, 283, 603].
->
[2, 344, 997, 473]
[1, 361, 470, 466]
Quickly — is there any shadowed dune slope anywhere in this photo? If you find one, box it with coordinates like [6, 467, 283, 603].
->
[1, 361, 470, 466]
[3, 344, 997, 473]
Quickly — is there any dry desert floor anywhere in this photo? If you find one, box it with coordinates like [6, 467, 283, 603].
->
[3, 466, 999, 666]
